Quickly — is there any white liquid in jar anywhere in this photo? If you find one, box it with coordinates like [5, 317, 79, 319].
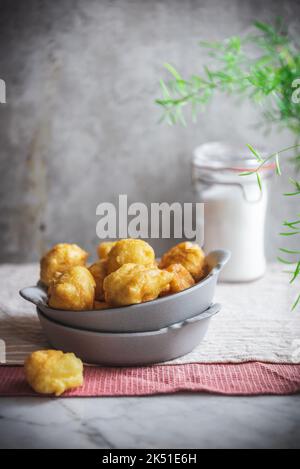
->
[203, 188, 268, 281]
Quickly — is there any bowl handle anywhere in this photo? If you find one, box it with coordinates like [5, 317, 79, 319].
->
[19, 286, 48, 306]
[207, 249, 231, 276]
[187, 303, 221, 322]
[169, 303, 221, 329]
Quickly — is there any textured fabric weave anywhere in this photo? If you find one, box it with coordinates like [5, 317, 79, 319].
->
[1, 362, 300, 396]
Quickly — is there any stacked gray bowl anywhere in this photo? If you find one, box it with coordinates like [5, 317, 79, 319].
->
[20, 250, 230, 366]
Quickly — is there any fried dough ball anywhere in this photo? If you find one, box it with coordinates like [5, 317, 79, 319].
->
[106, 239, 155, 274]
[164, 263, 195, 293]
[97, 241, 117, 259]
[88, 260, 107, 301]
[159, 242, 206, 281]
[25, 350, 83, 396]
[103, 263, 173, 306]
[48, 266, 96, 311]
[40, 243, 89, 287]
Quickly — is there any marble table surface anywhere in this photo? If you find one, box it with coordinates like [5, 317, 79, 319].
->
[1, 394, 300, 449]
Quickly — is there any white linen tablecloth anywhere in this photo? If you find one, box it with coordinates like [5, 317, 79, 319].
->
[0, 263, 299, 365]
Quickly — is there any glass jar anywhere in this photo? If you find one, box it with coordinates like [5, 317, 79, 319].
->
[192, 142, 274, 282]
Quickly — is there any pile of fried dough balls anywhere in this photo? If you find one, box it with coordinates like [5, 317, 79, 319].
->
[41, 239, 207, 310]
[25, 239, 207, 395]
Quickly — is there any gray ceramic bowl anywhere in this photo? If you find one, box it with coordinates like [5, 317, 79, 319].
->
[20, 249, 230, 333]
[37, 303, 221, 366]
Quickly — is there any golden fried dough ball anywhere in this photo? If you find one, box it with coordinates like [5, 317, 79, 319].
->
[48, 266, 95, 311]
[97, 241, 117, 259]
[25, 350, 83, 396]
[88, 260, 107, 301]
[103, 263, 173, 306]
[159, 242, 206, 281]
[164, 263, 195, 293]
[40, 243, 89, 286]
[106, 239, 155, 274]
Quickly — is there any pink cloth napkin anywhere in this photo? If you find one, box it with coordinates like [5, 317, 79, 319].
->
[1, 362, 300, 396]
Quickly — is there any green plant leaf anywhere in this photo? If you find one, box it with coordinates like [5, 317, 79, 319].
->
[254, 20, 275, 35]
[240, 171, 254, 176]
[283, 191, 300, 196]
[159, 79, 171, 99]
[247, 143, 264, 162]
[256, 172, 262, 191]
[283, 220, 300, 229]
[164, 63, 183, 81]
[290, 262, 300, 283]
[289, 178, 300, 191]
[277, 256, 296, 264]
[280, 231, 300, 236]
[279, 247, 300, 254]
[292, 293, 300, 311]
[275, 153, 281, 175]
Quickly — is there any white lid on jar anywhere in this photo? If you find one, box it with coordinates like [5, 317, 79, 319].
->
[192, 142, 274, 202]
[193, 141, 274, 178]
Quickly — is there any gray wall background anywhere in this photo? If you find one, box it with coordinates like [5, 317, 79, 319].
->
[0, 0, 299, 262]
